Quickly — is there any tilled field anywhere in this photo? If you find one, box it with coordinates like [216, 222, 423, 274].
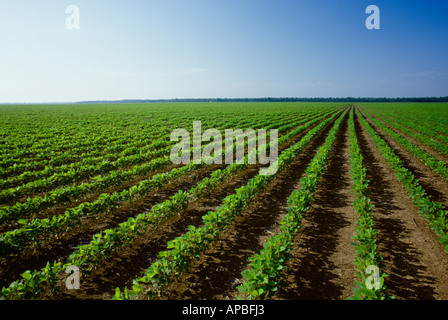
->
[1, 102, 447, 300]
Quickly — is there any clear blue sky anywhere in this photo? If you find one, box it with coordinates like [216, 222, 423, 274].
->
[1, 0, 447, 103]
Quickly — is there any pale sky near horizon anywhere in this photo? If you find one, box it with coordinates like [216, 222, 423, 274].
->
[0, 0, 447, 103]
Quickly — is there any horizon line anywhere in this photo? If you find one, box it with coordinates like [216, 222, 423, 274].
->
[1, 96, 448, 105]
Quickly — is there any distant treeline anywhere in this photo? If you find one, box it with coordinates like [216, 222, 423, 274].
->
[78, 97, 448, 104]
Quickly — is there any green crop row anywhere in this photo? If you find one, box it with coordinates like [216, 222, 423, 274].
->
[383, 113, 448, 146]
[1, 104, 337, 177]
[0, 126, 171, 178]
[0, 111, 318, 222]
[0, 160, 201, 255]
[0, 110, 330, 227]
[1, 112, 301, 189]
[0, 115, 272, 197]
[68, 112, 336, 269]
[0, 156, 172, 225]
[65, 111, 335, 270]
[0, 145, 173, 203]
[0, 107, 315, 177]
[0, 136, 172, 191]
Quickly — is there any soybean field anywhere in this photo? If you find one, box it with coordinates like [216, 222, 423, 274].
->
[1, 102, 448, 300]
